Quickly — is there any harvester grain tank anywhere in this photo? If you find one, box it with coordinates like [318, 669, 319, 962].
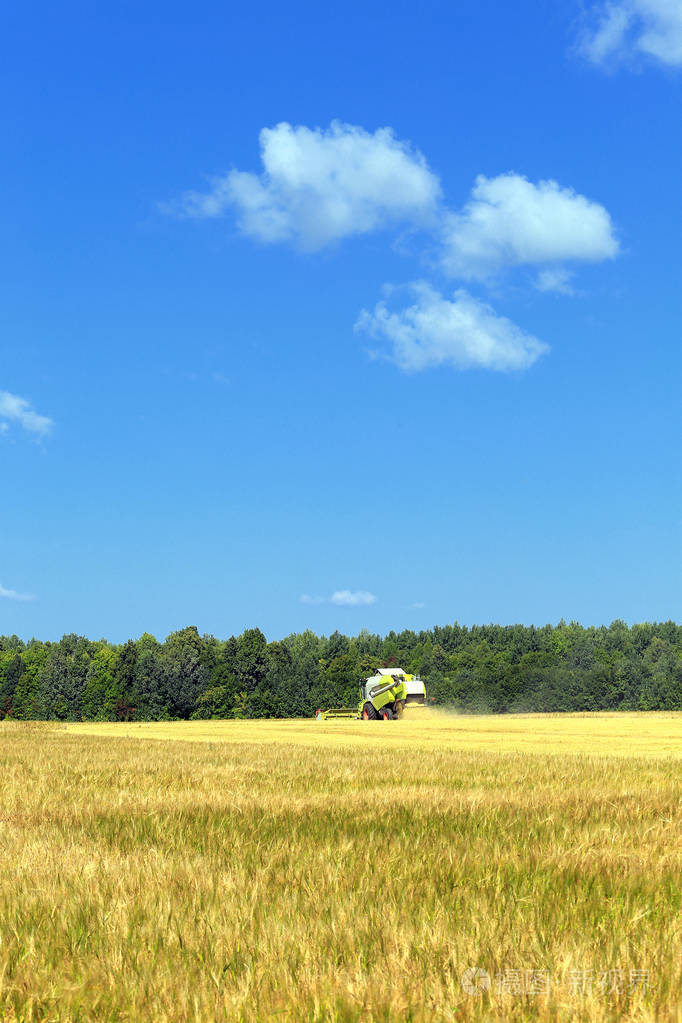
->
[315, 667, 427, 721]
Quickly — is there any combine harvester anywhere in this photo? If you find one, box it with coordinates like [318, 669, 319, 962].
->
[316, 667, 427, 721]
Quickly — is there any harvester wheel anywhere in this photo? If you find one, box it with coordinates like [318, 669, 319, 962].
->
[381, 706, 395, 721]
[362, 702, 378, 720]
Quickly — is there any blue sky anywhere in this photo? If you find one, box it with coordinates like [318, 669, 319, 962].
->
[2, 0, 681, 642]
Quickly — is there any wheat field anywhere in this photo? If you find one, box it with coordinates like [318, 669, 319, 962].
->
[0, 713, 680, 1022]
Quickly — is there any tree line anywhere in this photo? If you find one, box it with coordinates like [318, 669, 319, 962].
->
[0, 619, 680, 721]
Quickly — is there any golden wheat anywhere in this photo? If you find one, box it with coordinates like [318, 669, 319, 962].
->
[0, 713, 680, 1022]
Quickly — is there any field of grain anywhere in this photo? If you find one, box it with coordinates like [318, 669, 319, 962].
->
[0, 713, 680, 1022]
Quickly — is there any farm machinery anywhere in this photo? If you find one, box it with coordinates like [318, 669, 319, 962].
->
[316, 667, 427, 721]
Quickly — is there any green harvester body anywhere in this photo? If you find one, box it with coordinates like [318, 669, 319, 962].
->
[315, 668, 425, 721]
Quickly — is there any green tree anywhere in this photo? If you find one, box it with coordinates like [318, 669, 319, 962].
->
[161, 626, 208, 719]
[82, 645, 117, 720]
[236, 628, 268, 701]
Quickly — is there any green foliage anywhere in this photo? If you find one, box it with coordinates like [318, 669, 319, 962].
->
[0, 619, 680, 720]
[0, 652, 24, 718]
[161, 626, 207, 718]
[81, 645, 117, 721]
[236, 628, 267, 699]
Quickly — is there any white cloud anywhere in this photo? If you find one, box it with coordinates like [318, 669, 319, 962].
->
[441, 173, 619, 279]
[581, 1, 682, 67]
[0, 582, 34, 601]
[178, 120, 441, 250]
[172, 126, 621, 376]
[356, 282, 548, 372]
[331, 590, 376, 607]
[300, 590, 377, 607]
[582, 3, 633, 63]
[535, 268, 575, 295]
[0, 391, 53, 437]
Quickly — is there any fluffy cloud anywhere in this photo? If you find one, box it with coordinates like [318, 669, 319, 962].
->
[172, 124, 620, 376]
[581, 1, 682, 67]
[582, 3, 634, 63]
[300, 590, 377, 607]
[535, 268, 575, 294]
[0, 391, 53, 437]
[356, 283, 548, 372]
[441, 174, 619, 279]
[179, 121, 441, 250]
[0, 582, 33, 601]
